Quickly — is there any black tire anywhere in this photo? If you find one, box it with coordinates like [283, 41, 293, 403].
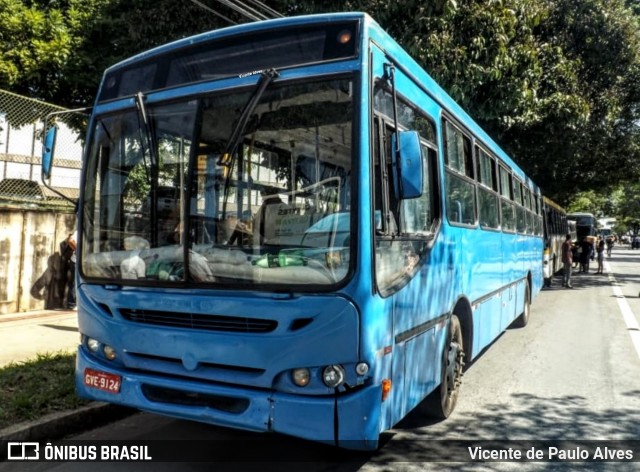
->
[421, 314, 465, 419]
[512, 284, 531, 328]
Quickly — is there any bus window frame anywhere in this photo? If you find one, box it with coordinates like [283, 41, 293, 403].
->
[442, 115, 477, 228]
[498, 164, 516, 234]
[474, 143, 501, 231]
[371, 74, 441, 298]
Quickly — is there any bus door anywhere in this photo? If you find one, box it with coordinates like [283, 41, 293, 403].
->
[370, 43, 445, 423]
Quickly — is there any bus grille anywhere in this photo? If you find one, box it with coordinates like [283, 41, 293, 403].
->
[141, 384, 250, 413]
[120, 309, 278, 333]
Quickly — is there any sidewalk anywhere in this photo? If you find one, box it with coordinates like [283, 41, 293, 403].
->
[0, 309, 135, 445]
[0, 309, 79, 367]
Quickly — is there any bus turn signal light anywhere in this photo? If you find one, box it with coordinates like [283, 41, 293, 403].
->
[381, 379, 392, 401]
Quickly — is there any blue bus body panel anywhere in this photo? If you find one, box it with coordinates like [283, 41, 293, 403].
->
[270, 381, 383, 449]
[75, 284, 385, 448]
[77, 284, 361, 388]
[76, 348, 382, 450]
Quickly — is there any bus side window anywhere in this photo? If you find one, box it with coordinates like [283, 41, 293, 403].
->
[372, 83, 439, 296]
[443, 120, 476, 226]
[476, 146, 500, 230]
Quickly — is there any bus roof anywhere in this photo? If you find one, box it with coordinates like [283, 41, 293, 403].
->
[103, 12, 368, 75]
[543, 196, 566, 213]
[567, 212, 595, 217]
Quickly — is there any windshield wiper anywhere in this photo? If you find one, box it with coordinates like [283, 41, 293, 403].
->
[135, 91, 159, 169]
[135, 91, 160, 247]
[217, 68, 279, 167]
[218, 69, 279, 221]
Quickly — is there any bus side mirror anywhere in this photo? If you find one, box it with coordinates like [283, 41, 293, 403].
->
[42, 125, 58, 180]
[391, 130, 423, 199]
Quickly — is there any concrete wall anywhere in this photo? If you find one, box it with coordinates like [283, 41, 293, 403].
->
[0, 208, 76, 315]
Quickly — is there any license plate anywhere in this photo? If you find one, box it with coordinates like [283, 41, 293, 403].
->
[84, 368, 121, 394]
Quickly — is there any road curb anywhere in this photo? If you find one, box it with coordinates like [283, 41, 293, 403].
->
[0, 309, 76, 324]
[0, 402, 136, 442]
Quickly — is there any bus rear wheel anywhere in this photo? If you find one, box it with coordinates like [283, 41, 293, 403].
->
[512, 284, 531, 328]
[421, 314, 464, 419]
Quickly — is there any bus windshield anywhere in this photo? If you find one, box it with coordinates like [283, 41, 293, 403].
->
[81, 77, 354, 288]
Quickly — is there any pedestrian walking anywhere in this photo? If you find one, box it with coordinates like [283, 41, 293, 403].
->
[606, 236, 614, 257]
[562, 233, 573, 289]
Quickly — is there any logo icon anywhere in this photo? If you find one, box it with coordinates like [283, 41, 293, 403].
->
[7, 442, 40, 460]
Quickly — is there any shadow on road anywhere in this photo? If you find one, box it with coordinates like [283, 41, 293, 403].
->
[39, 323, 79, 332]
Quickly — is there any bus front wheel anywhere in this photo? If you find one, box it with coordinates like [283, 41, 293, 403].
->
[421, 314, 465, 419]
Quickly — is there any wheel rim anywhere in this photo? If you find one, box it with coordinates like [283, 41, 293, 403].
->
[443, 320, 464, 410]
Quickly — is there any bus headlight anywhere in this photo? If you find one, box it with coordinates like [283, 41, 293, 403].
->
[322, 364, 345, 388]
[292, 368, 310, 387]
[86, 338, 100, 353]
[355, 362, 369, 376]
[103, 345, 117, 361]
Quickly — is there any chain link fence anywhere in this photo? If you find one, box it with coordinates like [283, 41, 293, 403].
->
[0, 89, 86, 210]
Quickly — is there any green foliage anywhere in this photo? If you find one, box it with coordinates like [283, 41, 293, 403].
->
[532, 0, 640, 202]
[1, 0, 232, 106]
[566, 190, 612, 216]
[567, 184, 640, 236]
[275, 0, 640, 205]
[610, 183, 640, 233]
[0, 351, 89, 429]
[0, 0, 71, 96]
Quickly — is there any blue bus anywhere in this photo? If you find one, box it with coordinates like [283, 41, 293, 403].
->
[42, 12, 543, 450]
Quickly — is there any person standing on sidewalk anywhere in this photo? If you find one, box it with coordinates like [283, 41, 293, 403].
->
[562, 233, 574, 288]
[578, 237, 593, 273]
[63, 232, 77, 309]
[595, 237, 605, 274]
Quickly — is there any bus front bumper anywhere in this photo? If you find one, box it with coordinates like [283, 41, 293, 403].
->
[76, 347, 382, 450]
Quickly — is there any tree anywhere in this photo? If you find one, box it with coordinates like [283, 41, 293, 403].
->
[611, 183, 640, 234]
[0, 0, 73, 99]
[51, 0, 244, 108]
[531, 0, 640, 202]
[1, 0, 236, 106]
[274, 0, 640, 203]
